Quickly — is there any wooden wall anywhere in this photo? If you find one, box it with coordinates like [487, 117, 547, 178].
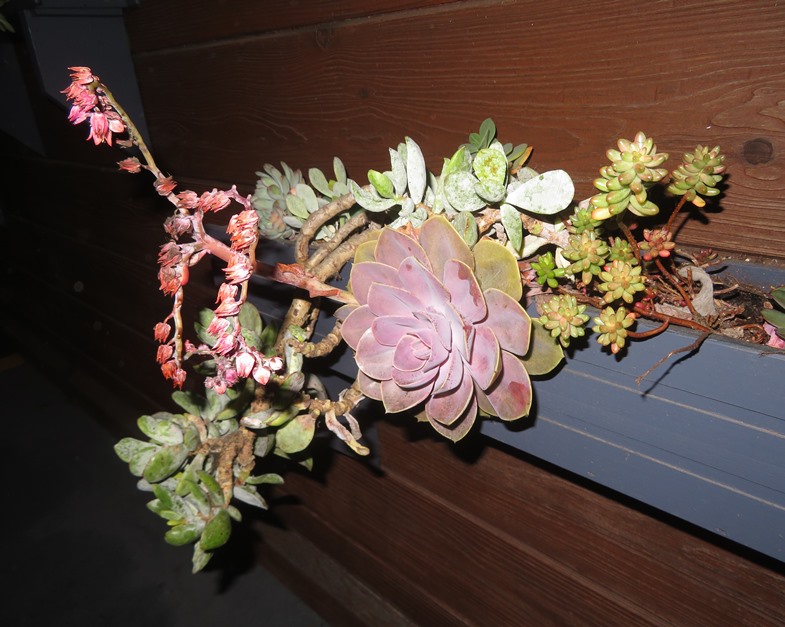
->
[3, 1, 785, 624]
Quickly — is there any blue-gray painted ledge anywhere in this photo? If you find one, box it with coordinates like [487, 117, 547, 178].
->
[243, 236, 785, 564]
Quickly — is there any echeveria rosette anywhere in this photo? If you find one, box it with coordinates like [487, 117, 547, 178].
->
[337, 215, 533, 441]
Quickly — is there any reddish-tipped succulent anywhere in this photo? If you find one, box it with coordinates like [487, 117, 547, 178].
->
[337, 215, 533, 441]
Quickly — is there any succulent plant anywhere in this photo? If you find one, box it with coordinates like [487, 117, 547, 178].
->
[337, 215, 540, 441]
[252, 162, 303, 240]
[593, 305, 636, 354]
[538, 295, 590, 348]
[607, 237, 637, 264]
[569, 206, 603, 235]
[639, 228, 675, 261]
[667, 145, 726, 207]
[531, 251, 565, 288]
[590, 131, 669, 220]
[762, 287, 785, 345]
[597, 259, 646, 304]
[562, 231, 610, 285]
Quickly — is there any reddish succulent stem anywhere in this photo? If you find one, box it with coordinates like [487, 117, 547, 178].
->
[665, 195, 689, 234]
[633, 301, 714, 334]
[654, 257, 698, 317]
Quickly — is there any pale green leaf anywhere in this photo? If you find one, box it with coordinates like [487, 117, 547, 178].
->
[405, 136, 427, 203]
[505, 170, 575, 215]
[349, 180, 397, 212]
[200, 509, 232, 551]
[444, 171, 486, 212]
[473, 239, 523, 301]
[522, 320, 565, 376]
[500, 204, 523, 251]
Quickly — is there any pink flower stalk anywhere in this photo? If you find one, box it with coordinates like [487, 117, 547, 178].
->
[223, 253, 253, 284]
[197, 189, 231, 213]
[154, 175, 177, 196]
[153, 321, 172, 343]
[118, 157, 142, 173]
[228, 209, 260, 251]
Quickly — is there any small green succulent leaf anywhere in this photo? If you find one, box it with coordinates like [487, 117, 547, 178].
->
[275, 414, 316, 454]
[405, 136, 427, 203]
[388, 148, 408, 196]
[232, 485, 268, 510]
[200, 509, 232, 551]
[473, 145, 507, 187]
[191, 544, 212, 574]
[129, 443, 160, 477]
[152, 483, 175, 510]
[194, 308, 217, 346]
[115, 437, 154, 464]
[238, 302, 263, 337]
[137, 413, 184, 446]
[444, 171, 486, 212]
[285, 193, 309, 220]
[333, 157, 347, 185]
[368, 169, 395, 199]
[445, 145, 471, 176]
[349, 180, 397, 212]
[500, 204, 523, 251]
[296, 184, 319, 214]
[522, 321, 565, 376]
[246, 473, 285, 485]
[171, 390, 203, 416]
[473, 239, 523, 301]
[308, 167, 331, 197]
[452, 211, 478, 247]
[165, 523, 202, 547]
[771, 287, 785, 310]
[143, 445, 189, 483]
[762, 308, 785, 329]
[505, 170, 575, 215]
[197, 470, 226, 507]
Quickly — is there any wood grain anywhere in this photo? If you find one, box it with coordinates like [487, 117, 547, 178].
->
[126, 0, 785, 258]
[125, 0, 466, 53]
[273, 421, 785, 626]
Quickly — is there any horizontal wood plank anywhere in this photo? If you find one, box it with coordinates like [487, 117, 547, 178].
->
[127, 0, 785, 258]
[125, 0, 465, 53]
[376, 420, 785, 625]
[276, 444, 656, 626]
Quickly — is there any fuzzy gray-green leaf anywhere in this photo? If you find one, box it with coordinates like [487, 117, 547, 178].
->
[405, 136, 427, 203]
[500, 204, 523, 251]
[138, 413, 184, 446]
[143, 445, 189, 483]
[200, 509, 232, 551]
[444, 171, 486, 212]
[349, 180, 397, 212]
[504, 169, 574, 215]
[165, 523, 202, 547]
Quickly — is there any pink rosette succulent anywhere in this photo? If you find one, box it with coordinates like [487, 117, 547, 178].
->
[337, 215, 533, 441]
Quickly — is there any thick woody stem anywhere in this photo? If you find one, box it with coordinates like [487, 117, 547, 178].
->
[291, 321, 343, 358]
[308, 380, 364, 418]
[306, 210, 371, 271]
[296, 190, 363, 264]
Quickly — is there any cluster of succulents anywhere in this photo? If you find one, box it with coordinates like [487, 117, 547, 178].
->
[589, 132, 669, 220]
[667, 145, 726, 207]
[252, 158, 352, 241]
[65, 68, 740, 572]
